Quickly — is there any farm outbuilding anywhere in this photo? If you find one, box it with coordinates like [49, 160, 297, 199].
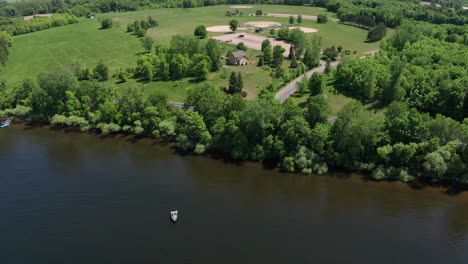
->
[228, 50, 248, 66]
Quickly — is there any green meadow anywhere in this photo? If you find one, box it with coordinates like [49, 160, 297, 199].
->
[1, 5, 386, 101]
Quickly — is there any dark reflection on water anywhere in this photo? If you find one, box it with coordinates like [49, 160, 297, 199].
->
[0, 126, 467, 264]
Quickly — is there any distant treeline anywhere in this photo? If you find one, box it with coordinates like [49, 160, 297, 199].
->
[0, 0, 466, 27]
[0, 13, 77, 36]
[311, 0, 467, 27]
[0, 0, 305, 18]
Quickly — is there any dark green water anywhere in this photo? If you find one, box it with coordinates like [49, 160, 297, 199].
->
[1, 126, 468, 263]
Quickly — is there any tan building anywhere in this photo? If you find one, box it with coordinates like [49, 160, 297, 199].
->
[228, 50, 248, 66]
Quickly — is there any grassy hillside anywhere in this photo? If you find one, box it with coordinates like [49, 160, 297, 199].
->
[1, 5, 386, 101]
[2, 18, 142, 85]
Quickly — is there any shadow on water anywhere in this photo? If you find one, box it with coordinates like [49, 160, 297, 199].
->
[10, 124, 468, 195]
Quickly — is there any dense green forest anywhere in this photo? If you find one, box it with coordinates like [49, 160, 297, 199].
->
[335, 21, 467, 120]
[312, 0, 467, 27]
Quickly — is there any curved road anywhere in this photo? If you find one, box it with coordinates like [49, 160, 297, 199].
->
[275, 60, 339, 103]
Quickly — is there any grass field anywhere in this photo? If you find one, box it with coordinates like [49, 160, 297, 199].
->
[1, 5, 387, 101]
[2, 18, 142, 85]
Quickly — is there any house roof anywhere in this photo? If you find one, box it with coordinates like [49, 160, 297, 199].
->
[231, 50, 247, 59]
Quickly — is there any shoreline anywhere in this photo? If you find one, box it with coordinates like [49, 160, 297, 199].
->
[9, 121, 468, 196]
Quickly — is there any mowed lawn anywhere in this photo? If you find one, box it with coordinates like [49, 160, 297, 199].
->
[2, 5, 385, 101]
[2, 18, 142, 86]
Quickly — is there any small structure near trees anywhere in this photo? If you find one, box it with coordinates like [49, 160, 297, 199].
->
[228, 50, 248, 66]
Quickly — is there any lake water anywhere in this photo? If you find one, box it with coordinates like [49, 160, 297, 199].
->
[1, 126, 468, 263]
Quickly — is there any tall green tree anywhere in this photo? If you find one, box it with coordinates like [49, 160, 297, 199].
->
[309, 73, 325, 96]
[176, 111, 212, 154]
[170, 35, 200, 56]
[204, 39, 222, 71]
[185, 83, 225, 129]
[279, 115, 312, 155]
[261, 39, 271, 52]
[367, 22, 387, 42]
[33, 71, 78, 119]
[380, 56, 405, 105]
[288, 28, 306, 57]
[302, 35, 322, 69]
[228, 72, 238, 94]
[272, 45, 286, 67]
[263, 45, 273, 64]
[229, 20, 239, 32]
[306, 95, 331, 127]
[190, 54, 210, 81]
[141, 36, 154, 52]
[148, 16, 158, 27]
[194, 25, 207, 39]
[93, 61, 109, 81]
[237, 72, 243, 92]
[331, 102, 384, 170]
[169, 54, 190, 79]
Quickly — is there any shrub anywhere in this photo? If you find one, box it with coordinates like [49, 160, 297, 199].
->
[100, 18, 113, 29]
[317, 14, 327, 23]
[367, 22, 387, 42]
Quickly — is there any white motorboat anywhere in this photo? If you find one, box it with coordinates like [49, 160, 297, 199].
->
[170, 210, 178, 222]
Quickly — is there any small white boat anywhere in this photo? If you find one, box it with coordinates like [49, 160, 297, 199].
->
[0, 118, 11, 128]
[170, 210, 178, 222]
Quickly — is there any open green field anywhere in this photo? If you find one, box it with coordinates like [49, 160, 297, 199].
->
[1, 5, 386, 101]
[2, 18, 142, 85]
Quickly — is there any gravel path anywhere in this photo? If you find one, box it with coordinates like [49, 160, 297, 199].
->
[275, 60, 339, 103]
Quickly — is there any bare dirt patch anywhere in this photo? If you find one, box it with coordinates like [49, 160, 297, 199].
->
[419, 1, 441, 7]
[244, 21, 282, 28]
[363, 49, 380, 55]
[207, 25, 247, 33]
[230, 5, 254, 9]
[289, 26, 318, 33]
[266, 13, 318, 20]
[212, 33, 291, 56]
[23, 13, 54, 21]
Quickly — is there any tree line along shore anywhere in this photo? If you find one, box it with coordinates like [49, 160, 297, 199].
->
[0, 0, 466, 186]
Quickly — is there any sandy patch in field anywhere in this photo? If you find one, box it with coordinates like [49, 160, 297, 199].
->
[23, 13, 54, 21]
[206, 25, 247, 32]
[230, 5, 254, 8]
[289, 27, 318, 33]
[212, 33, 291, 56]
[267, 13, 318, 20]
[244, 21, 282, 28]
[266, 13, 339, 22]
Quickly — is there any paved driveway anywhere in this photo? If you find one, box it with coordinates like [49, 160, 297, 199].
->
[275, 60, 339, 103]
